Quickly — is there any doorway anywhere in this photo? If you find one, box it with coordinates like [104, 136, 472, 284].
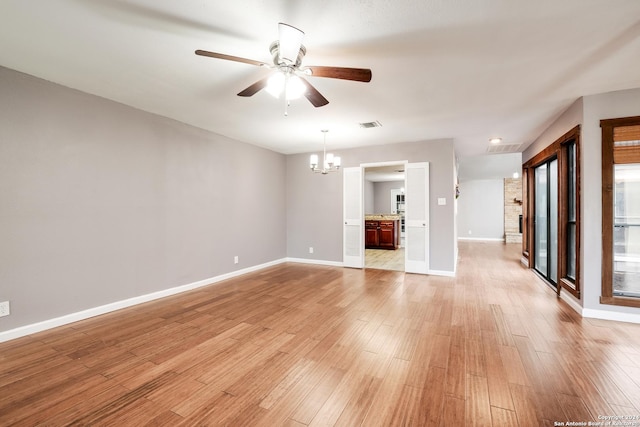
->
[343, 162, 429, 274]
[364, 164, 406, 271]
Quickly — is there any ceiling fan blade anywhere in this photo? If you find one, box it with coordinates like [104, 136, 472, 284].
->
[278, 23, 304, 64]
[195, 50, 267, 67]
[300, 78, 329, 107]
[305, 66, 372, 82]
[237, 77, 270, 97]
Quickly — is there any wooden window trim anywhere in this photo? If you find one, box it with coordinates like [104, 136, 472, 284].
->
[559, 138, 580, 296]
[522, 125, 581, 298]
[600, 116, 640, 308]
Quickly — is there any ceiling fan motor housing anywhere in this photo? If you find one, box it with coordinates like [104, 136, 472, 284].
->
[269, 41, 307, 68]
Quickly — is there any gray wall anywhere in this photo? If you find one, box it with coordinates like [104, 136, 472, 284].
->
[522, 98, 583, 163]
[364, 180, 375, 214]
[371, 180, 404, 214]
[0, 66, 287, 332]
[457, 180, 504, 240]
[523, 89, 640, 319]
[286, 139, 457, 273]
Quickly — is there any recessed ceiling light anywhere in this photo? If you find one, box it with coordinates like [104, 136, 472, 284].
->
[489, 137, 502, 144]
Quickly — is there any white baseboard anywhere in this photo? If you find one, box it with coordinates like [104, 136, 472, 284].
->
[581, 308, 640, 324]
[428, 269, 456, 277]
[286, 257, 344, 267]
[559, 286, 640, 324]
[559, 291, 583, 315]
[0, 258, 287, 343]
[458, 237, 505, 242]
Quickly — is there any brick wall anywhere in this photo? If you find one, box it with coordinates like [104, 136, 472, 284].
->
[504, 178, 523, 243]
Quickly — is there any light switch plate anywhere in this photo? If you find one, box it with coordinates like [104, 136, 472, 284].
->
[0, 301, 10, 317]
[438, 198, 446, 205]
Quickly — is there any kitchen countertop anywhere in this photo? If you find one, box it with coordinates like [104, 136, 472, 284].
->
[364, 214, 401, 221]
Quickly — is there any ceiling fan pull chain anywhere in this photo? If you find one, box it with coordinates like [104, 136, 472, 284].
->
[284, 73, 289, 116]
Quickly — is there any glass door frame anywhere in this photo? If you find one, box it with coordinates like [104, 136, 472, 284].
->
[522, 125, 581, 297]
[533, 158, 559, 288]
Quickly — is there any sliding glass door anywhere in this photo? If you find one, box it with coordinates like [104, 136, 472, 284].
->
[534, 158, 558, 286]
[534, 164, 548, 276]
[523, 126, 580, 296]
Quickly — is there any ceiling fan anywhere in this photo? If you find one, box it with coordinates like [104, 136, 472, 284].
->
[195, 23, 372, 109]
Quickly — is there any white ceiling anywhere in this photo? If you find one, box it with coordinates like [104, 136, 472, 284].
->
[1, 0, 640, 157]
[365, 165, 405, 183]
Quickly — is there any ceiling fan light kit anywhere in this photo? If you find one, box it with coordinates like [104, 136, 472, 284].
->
[195, 23, 372, 111]
[265, 72, 305, 100]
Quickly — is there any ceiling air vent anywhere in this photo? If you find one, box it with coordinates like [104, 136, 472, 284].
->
[486, 143, 522, 154]
[359, 120, 382, 129]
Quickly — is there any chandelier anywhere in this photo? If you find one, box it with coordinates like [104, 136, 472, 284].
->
[310, 130, 341, 174]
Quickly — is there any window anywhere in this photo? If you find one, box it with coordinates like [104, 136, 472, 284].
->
[559, 139, 579, 295]
[523, 126, 580, 297]
[566, 142, 577, 280]
[601, 117, 640, 307]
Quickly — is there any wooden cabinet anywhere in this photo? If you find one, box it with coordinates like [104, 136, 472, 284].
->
[365, 219, 400, 250]
[378, 221, 396, 248]
[365, 221, 379, 247]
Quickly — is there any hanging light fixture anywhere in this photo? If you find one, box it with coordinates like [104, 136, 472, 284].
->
[265, 71, 306, 100]
[310, 130, 341, 174]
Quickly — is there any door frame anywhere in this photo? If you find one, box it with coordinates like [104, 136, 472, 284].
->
[532, 156, 559, 291]
[345, 160, 429, 274]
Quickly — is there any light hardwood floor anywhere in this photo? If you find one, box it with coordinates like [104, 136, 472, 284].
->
[365, 248, 405, 271]
[2, 241, 640, 426]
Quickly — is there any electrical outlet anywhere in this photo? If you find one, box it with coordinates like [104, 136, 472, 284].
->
[309, 247, 314, 254]
[0, 301, 10, 317]
[234, 256, 239, 264]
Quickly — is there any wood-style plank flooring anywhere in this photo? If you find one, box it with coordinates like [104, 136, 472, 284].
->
[2, 241, 640, 426]
[365, 248, 404, 271]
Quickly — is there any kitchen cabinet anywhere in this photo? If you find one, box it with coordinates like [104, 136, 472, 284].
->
[379, 221, 396, 248]
[365, 221, 379, 247]
[365, 219, 400, 249]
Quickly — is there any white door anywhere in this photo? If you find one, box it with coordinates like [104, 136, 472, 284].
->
[343, 167, 364, 268]
[405, 162, 429, 274]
